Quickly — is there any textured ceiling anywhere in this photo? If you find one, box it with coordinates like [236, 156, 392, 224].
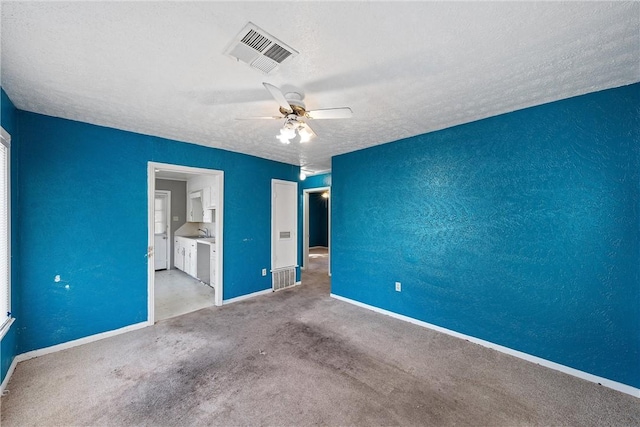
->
[1, 2, 639, 173]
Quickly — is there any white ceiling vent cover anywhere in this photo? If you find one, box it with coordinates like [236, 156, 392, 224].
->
[224, 22, 298, 74]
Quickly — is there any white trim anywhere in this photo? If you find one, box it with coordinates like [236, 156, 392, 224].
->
[154, 190, 171, 271]
[216, 172, 224, 306]
[271, 179, 298, 272]
[302, 187, 331, 275]
[303, 191, 309, 269]
[223, 288, 272, 305]
[16, 322, 149, 362]
[0, 127, 11, 337]
[148, 162, 225, 324]
[1, 321, 148, 393]
[302, 169, 331, 177]
[330, 293, 640, 398]
[147, 164, 156, 323]
[1, 354, 18, 394]
[16, 322, 151, 362]
[0, 316, 15, 341]
[0, 128, 10, 146]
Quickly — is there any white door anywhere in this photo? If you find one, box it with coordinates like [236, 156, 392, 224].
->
[272, 179, 298, 270]
[154, 191, 170, 270]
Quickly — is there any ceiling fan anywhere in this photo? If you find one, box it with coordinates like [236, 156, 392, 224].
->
[240, 83, 353, 144]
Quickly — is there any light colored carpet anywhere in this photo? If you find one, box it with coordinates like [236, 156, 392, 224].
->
[155, 269, 215, 322]
[2, 258, 639, 426]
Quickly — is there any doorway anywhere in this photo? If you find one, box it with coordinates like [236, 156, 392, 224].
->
[303, 187, 330, 276]
[148, 162, 224, 324]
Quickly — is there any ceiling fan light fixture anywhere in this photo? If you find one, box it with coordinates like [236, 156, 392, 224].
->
[279, 126, 296, 140]
[298, 127, 312, 143]
[243, 82, 350, 145]
[276, 133, 291, 144]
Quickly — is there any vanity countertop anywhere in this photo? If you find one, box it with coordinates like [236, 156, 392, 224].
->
[177, 236, 215, 245]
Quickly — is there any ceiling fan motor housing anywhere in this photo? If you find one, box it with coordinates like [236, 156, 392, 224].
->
[281, 92, 306, 116]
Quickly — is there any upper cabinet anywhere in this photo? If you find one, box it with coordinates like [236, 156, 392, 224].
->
[188, 190, 204, 222]
[186, 174, 219, 223]
[202, 185, 217, 209]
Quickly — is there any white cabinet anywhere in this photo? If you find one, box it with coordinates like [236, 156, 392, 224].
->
[201, 186, 216, 223]
[188, 191, 204, 222]
[202, 185, 217, 208]
[174, 238, 183, 271]
[174, 237, 197, 278]
[175, 237, 217, 287]
[187, 175, 218, 223]
[186, 240, 197, 277]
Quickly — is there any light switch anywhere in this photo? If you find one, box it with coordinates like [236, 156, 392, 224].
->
[173, 216, 179, 221]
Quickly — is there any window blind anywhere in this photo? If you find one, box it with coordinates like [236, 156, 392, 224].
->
[0, 131, 10, 331]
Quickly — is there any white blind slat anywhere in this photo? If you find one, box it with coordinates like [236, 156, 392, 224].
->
[0, 131, 10, 326]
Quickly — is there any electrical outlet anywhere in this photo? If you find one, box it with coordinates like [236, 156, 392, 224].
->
[395, 282, 402, 292]
[262, 268, 267, 276]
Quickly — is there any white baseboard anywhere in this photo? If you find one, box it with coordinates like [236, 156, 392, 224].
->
[223, 288, 272, 305]
[1, 356, 19, 395]
[1, 321, 149, 394]
[330, 293, 639, 398]
[16, 321, 149, 363]
[16, 321, 149, 362]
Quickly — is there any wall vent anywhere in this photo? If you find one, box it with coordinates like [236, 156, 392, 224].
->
[224, 22, 298, 74]
[272, 267, 296, 291]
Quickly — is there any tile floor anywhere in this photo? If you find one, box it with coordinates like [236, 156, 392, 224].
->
[154, 269, 215, 322]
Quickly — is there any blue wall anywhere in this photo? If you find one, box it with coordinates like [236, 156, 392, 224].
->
[332, 84, 640, 388]
[17, 111, 298, 354]
[298, 172, 331, 259]
[301, 172, 331, 190]
[309, 193, 328, 247]
[0, 89, 19, 385]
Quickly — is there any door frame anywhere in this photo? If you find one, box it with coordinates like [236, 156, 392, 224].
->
[302, 187, 331, 276]
[154, 190, 171, 271]
[271, 179, 299, 272]
[147, 162, 224, 324]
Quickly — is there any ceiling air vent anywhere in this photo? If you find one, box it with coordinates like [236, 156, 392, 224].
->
[224, 22, 298, 74]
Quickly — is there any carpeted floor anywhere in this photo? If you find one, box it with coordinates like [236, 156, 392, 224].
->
[2, 252, 639, 426]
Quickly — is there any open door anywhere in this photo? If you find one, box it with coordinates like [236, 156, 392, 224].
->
[153, 191, 170, 271]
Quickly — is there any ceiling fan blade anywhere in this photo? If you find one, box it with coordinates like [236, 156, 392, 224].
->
[263, 82, 292, 113]
[235, 116, 283, 120]
[306, 107, 353, 119]
[301, 121, 317, 137]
